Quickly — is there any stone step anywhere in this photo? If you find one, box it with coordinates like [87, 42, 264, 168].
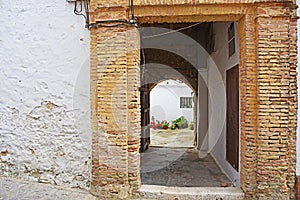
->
[140, 185, 245, 200]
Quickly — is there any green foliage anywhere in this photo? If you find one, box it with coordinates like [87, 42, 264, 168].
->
[161, 120, 169, 129]
[151, 116, 155, 121]
[171, 116, 189, 129]
[170, 124, 177, 130]
[150, 116, 191, 130]
[189, 122, 194, 130]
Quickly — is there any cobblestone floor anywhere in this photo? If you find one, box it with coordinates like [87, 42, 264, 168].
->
[0, 177, 97, 200]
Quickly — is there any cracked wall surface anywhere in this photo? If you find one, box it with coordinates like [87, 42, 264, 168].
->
[0, 0, 91, 190]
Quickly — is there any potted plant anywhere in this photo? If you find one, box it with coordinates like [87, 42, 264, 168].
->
[161, 120, 169, 130]
[155, 120, 162, 129]
[170, 123, 177, 130]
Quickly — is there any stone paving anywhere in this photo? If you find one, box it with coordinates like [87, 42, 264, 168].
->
[141, 148, 232, 187]
[142, 128, 232, 187]
[0, 177, 97, 200]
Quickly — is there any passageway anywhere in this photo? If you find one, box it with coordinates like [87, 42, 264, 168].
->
[140, 21, 241, 188]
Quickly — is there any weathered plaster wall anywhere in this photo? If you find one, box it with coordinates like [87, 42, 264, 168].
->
[0, 0, 91, 189]
[208, 22, 240, 186]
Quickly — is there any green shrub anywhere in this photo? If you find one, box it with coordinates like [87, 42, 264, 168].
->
[172, 116, 189, 129]
[189, 122, 194, 130]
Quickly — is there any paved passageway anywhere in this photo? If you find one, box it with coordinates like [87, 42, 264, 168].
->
[141, 147, 232, 187]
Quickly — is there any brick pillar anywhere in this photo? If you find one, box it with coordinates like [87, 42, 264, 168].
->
[239, 12, 258, 199]
[288, 6, 298, 199]
[126, 27, 141, 198]
[254, 4, 297, 199]
[89, 5, 141, 199]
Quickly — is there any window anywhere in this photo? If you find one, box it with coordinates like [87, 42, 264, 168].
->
[180, 97, 193, 108]
[228, 22, 235, 57]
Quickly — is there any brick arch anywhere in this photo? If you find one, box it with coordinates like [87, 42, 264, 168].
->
[148, 78, 195, 94]
[142, 49, 198, 93]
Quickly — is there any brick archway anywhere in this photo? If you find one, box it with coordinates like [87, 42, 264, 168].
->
[89, 1, 297, 199]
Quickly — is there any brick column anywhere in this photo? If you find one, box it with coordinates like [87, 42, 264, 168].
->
[126, 27, 141, 198]
[89, 4, 141, 199]
[90, 25, 129, 199]
[289, 4, 298, 199]
[255, 4, 297, 199]
[239, 12, 258, 198]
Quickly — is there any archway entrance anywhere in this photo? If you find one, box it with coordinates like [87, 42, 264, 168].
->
[89, 2, 297, 199]
[139, 21, 241, 190]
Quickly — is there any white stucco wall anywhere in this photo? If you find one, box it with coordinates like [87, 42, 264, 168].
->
[0, 0, 91, 189]
[150, 80, 194, 123]
[208, 22, 240, 186]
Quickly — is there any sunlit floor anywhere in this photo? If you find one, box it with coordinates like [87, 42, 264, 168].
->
[141, 129, 232, 187]
[150, 128, 195, 148]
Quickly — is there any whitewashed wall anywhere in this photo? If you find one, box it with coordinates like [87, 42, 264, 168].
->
[150, 80, 194, 123]
[208, 22, 240, 186]
[0, 0, 91, 189]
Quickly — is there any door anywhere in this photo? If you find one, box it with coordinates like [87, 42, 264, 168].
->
[140, 86, 150, 152]
[226, 65, 239, 171]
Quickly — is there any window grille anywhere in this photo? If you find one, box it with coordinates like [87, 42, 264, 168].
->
[180, 97, 193, 108]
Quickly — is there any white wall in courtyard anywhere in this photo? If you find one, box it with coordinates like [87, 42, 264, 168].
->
[0, 0, 91, 189]
[150, 80, 194, 123]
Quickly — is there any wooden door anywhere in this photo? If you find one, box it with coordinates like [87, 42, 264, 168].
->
[140, 86, 150, 152]
[226, 65, 239, 171]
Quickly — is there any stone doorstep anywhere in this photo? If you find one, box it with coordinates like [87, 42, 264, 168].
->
[140, 185, 245, 200]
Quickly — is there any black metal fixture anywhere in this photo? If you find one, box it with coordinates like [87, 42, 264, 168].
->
[72, 0, 140, 29]
[73, 0, 90, 28]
